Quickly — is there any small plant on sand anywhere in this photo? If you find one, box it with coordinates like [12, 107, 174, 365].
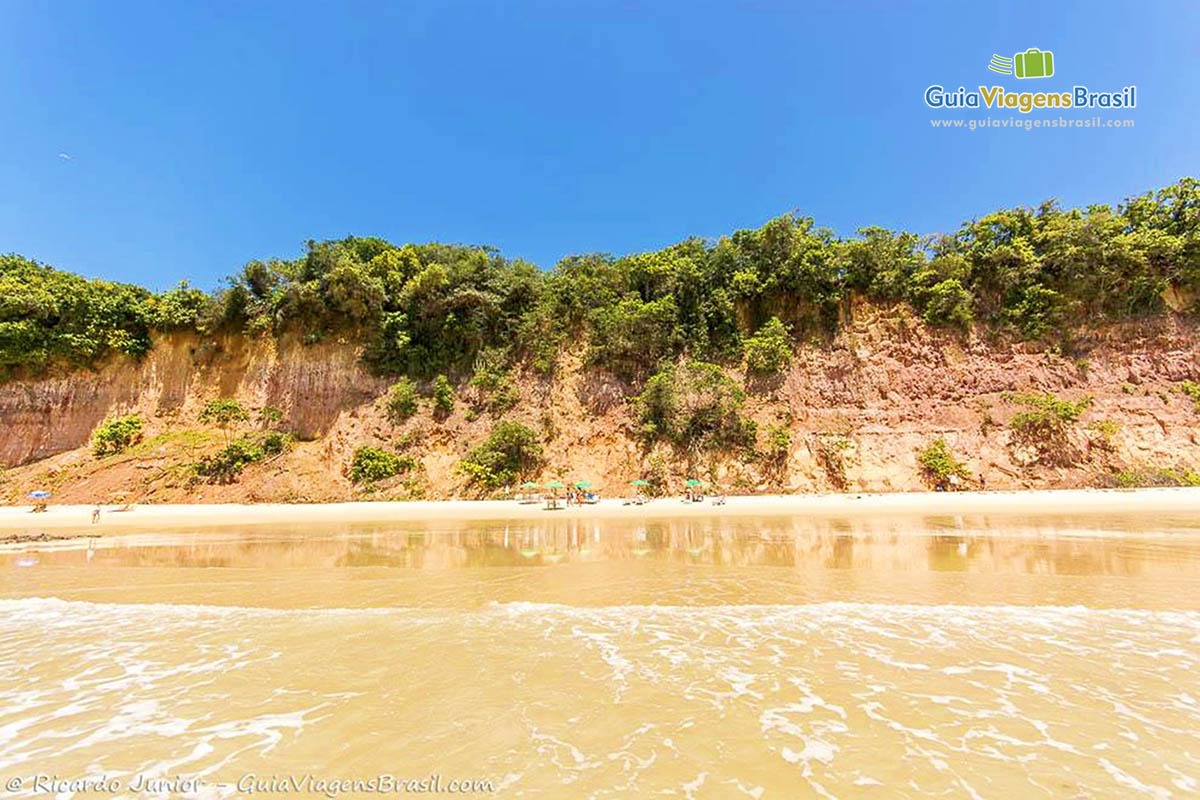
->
[385, 379, 419, 422]
[917, 437, 970, 484]
[92, 415, 144, 456]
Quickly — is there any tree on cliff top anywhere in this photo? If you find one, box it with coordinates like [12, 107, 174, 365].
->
[4, 178, 1200, 384]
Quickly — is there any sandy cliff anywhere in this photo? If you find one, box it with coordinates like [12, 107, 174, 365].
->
[3, 301, 1199, 503]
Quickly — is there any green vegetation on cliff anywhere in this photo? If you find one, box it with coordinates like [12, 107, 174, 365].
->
[91, 415, 144, 456]
[3, 179, 1199, 383]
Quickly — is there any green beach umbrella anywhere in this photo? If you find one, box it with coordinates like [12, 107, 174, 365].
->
[685, 478, 703, 486]
[545, 480, 565, 489]
[520, 481, 539, 489]
[574, 481, 593, 489]
[630, 479, 649, 486]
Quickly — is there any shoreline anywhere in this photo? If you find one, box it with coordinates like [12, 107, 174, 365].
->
[2, 487, 1199, 533]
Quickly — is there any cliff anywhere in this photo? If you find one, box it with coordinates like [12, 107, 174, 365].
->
[3, 302, 1200, 504]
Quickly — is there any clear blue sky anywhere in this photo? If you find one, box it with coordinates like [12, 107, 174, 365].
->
[1, 1, 1196, 290]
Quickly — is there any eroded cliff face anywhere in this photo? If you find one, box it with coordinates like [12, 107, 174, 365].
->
[2, 304, 1200, 503]
[1, 333, 384, 469]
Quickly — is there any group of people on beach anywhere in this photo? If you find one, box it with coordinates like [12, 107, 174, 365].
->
[563, 488, 596, 506]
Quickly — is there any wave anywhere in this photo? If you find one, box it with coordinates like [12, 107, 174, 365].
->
[2, 596, 1199, 625]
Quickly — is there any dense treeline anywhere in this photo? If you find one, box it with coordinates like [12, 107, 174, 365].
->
[2, 179, 1197, 382]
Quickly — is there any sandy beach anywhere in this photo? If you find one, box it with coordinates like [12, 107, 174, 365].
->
[2, 487, 1199, 534]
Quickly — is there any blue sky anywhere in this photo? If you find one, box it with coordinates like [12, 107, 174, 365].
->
[1, 1, 1196, 290]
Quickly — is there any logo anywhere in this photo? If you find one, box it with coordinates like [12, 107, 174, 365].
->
[923, 46, 1135, 114]
[989, 48, 1055, 79]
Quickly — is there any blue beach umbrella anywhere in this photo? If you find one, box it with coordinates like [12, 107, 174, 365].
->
[28, 491, 51, 499]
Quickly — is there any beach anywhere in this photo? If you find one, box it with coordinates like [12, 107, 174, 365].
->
[3, 494, 1200, 797]
[2, 486, 1199, 534]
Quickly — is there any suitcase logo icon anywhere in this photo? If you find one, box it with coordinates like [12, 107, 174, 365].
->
[988, 48, 1055, 79]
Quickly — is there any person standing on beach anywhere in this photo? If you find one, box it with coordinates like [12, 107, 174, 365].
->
[91, 505, 101, 524]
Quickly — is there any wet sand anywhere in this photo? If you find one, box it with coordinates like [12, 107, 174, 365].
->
[3, 486, 1200, 535]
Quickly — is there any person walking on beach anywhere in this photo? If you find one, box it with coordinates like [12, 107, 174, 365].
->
[91, 504, 101, 524]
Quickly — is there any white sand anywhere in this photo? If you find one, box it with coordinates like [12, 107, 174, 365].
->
[2, 487, 1199, 532]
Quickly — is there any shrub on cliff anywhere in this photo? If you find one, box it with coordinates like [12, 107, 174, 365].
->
[1087, 419, 1120, 450]
[350, 446, 416, 484]
[743, 317, 793, 376]
[917, 437, 970, 484]
[814, 434, 852, 489]
[431, 375, 455, 417]
[1178, 381, 1200, 412]
[638, 361, 756, 452]
[469, 351, 519, 414]
[92, 415, 144, 456]
[1005, 391, 1091, 467]
[193, 430, 294, 483]
[457, 421, 543, 489]
[1108, 466, 1200, 489]
[760, 425, 791, 474]
[1006, 392, 1092, 438]
[199, 398, 249, 445]
[914, 278, 973, 328]
[195, 439, 264, 483]
[384, 379, 419, 421]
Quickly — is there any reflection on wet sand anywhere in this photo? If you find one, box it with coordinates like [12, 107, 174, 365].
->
[3, 512, 1200, 610]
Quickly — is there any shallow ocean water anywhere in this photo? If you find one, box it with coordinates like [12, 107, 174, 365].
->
[1, 511, 1198, 798]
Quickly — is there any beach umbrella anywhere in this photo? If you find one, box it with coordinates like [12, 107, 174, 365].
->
[630, 479, 649, 486]
[28, 491, 51, 499]
[544, 480, 565, 489]
[574, 481, 593, 489]
[520, 481, 539, 490]
[685, 479, 703, 486]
